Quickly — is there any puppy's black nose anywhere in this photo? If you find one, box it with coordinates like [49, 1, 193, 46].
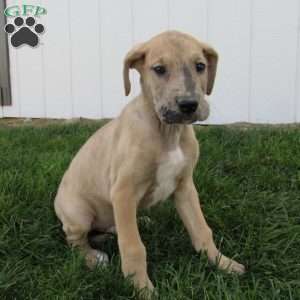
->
[177, 99, 198, 114]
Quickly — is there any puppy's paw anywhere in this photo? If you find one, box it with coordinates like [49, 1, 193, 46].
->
[85, 249, 109, 269]
[216, 254, 245, 275]
[128, 273, 155, 299]
[137, 279, 156, 300]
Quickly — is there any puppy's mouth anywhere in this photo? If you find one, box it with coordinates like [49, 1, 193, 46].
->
[160, 108, 197, 124]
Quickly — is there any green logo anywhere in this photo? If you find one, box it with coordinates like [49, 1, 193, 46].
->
[4, 4, 47, 48]
[4, 5, 47, 18]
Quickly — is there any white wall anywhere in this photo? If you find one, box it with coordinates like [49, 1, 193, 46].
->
[2, 0, 300, 124]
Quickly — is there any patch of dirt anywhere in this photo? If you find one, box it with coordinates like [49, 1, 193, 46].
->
[0, 118, 299, 128]
[194, 121, 300, 130]
[0, 118, 111, 127]
[223, 122, 300, 130]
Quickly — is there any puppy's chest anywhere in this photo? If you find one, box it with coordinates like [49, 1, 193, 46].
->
[148, 147, 186, 207]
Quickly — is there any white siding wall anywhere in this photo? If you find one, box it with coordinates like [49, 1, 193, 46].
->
[2, 0, 300, 123]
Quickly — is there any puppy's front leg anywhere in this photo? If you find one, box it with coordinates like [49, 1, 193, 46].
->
[112, 183, 154, 292]
[174, 177, 245, 274]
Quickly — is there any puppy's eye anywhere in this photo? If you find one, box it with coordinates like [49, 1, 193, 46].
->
[152, 65, 167, 76]
[195, 62, 206, 73]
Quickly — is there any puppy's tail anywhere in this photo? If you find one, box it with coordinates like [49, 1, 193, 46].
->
[87, 230, 115, 249]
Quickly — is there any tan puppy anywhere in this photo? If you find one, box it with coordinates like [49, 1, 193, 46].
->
[54, 31, 245, 293]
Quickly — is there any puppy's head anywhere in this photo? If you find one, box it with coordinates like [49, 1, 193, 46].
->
[123, 31, 218, 124]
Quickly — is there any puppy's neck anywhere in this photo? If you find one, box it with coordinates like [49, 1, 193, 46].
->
[141, 93, 184, 150]
[158, 122, 183, 150]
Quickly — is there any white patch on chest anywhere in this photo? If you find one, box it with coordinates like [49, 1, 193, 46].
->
[150, 147, 185, 207]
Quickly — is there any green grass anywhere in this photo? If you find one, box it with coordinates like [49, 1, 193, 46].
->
[0, 121, 300, 299]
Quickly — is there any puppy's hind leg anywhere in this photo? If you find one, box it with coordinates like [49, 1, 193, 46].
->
[55, 198, 109, 269]
[65, 224, 109, 269]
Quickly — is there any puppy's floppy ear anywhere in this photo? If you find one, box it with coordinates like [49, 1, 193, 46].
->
[123, 43, 147, 96]
[202, 44, 218, 95]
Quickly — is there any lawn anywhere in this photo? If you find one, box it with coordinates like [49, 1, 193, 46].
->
[0, 121, 300, 300]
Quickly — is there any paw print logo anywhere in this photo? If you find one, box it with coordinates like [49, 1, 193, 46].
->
[4, 16, 45, 48]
